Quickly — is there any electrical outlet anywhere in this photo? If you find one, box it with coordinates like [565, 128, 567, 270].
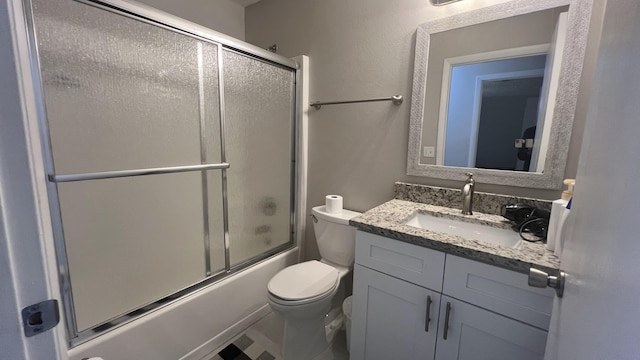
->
[423, 146, 435, 158]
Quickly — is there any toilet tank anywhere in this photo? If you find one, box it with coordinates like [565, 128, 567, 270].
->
[311, 205, 361, 267]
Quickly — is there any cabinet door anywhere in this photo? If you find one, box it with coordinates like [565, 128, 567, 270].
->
[435, 296, 548, 360]
[350, 264, 440, 360]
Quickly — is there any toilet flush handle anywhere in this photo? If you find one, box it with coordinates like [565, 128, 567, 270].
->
[310, 214, 318, 223]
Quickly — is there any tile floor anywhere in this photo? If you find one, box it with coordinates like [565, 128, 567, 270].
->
[209, 312, 349, 360]
[210, 332, 278, 360]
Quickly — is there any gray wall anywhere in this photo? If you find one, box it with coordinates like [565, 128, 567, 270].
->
[245, 0, 605, 260]
[136, 0, 245, 40]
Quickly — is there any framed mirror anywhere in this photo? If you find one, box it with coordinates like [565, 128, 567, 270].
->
[407, 0, 593, 189]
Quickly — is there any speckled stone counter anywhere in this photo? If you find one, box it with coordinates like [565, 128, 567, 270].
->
[394, 182, 552, 215]
[349, 199, 560, 275]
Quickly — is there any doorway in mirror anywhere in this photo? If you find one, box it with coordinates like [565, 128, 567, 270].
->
[444, 54, 547, 171]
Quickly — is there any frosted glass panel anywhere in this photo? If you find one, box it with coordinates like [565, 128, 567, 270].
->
[31, 0, 297, 339]
[57, 172, 216, 331]
[223, 51, 295, 266]
[32, 0, 221, 174]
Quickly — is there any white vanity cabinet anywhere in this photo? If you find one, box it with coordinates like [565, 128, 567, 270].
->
[351, 265, 441, 360]
[350, 231, 554, 360]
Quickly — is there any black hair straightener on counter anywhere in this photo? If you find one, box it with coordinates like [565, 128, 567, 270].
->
[501, 204, 551, 242]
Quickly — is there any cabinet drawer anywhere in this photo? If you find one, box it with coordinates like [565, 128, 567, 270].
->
[443, 255, 555, 329]
[355, 231, 445, 291]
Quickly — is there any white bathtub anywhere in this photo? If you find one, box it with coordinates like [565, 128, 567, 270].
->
[68, 248, 299, 360]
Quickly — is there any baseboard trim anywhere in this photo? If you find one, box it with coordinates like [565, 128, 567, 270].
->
[179, 305, 272, 360]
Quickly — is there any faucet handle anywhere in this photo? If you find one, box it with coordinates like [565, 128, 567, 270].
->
[464, 172, 475, 185]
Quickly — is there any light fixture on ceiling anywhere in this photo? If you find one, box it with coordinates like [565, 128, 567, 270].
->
[430, 0, 464, 5]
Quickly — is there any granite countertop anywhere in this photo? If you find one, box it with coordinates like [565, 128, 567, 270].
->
[349, 199, 560, 275]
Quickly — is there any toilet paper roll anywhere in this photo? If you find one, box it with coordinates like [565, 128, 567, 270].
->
[325, 195, 343, 213]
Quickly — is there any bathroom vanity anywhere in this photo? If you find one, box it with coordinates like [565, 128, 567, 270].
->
[348, 183, 559, 360]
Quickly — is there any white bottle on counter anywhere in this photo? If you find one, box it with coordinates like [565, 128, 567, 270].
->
[547, 179, 575, 252]
[555, 197, 573, 257]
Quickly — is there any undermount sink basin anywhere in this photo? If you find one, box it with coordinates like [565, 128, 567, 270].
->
[404, 212, 522, 249]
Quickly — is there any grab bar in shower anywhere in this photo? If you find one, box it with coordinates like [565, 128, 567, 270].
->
[310, 95, 403, 110]
[48, 163, 230, 183]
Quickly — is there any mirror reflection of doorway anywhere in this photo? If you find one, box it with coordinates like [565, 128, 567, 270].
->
[442, 54, 548, 170]
[475, 76, 544, 171]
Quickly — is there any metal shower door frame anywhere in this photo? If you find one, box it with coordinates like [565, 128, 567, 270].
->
[21, 0, 299, 347]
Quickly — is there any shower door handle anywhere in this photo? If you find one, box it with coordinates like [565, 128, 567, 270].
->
[48, 163, 230, 183]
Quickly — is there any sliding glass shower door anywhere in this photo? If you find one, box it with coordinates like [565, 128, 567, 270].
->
[30, 0, 296, 346]
[223, 50, 295, 266]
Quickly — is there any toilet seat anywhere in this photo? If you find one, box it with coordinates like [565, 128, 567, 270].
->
[268, 283, 338, 307]
[268, 260, 339, 305]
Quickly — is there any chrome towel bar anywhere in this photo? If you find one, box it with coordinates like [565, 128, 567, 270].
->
[310, 95, 403, 110]
[48, 163, 230, 183]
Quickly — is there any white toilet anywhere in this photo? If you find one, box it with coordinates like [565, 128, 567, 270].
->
[267, 205, 361, 360]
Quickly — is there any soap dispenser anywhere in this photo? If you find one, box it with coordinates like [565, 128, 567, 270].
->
[547, 179, 575, 252]
[555, 197, 573, 257]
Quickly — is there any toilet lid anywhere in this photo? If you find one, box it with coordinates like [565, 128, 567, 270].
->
[268, 260, 339, 300]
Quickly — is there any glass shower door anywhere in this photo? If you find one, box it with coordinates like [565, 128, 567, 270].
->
[32, 0, 224, 333]
[222, 50, 296, 266]
[30, 0, 297, 346]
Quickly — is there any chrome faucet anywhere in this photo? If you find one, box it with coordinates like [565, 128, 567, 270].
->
[462, 172, 475, 215]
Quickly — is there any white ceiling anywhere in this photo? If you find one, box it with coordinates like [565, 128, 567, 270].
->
[229, 0, 262, 7]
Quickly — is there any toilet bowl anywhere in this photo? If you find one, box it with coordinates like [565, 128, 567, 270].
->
[267, 205, 361, 360]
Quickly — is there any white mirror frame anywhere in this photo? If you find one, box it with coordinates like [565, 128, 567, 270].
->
[407, 0, 593, 189]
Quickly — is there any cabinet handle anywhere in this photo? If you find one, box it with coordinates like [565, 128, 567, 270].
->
[443, 301, 451, 340]
[425, 296, 432, 332]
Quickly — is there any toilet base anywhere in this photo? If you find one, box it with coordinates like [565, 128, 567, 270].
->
[275, 303, 345, 360]
[310, 344, 334, 360]
[325, 306, 344, 344]
[280, 310, 331, 360]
